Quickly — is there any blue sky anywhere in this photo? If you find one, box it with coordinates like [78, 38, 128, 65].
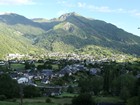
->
[0, 0, 140, 36]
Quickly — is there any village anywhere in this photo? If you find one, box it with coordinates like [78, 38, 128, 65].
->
[0, 53, 140, 105]
[0, 53, 104, 96]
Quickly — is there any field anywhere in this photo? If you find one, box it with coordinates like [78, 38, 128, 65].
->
[0, 95, 124, 105]
[0, 93, 75, 105]
[10, 64, 25, 71]
[0, 97, 72, 105]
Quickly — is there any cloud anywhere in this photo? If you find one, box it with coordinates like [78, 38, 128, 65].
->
[0, 0, 35, 5]
[57, 0, 75, 7]
[57, 0, 66, 4]
[77, 2, 114, 13]
[135, 13, 140, 16]
[57, 10, 69, 16]
[78, 2, 86, 8]
[129, 10, 140, 18]
[88, 5, 112, 13]
[77, 2, 140, 17]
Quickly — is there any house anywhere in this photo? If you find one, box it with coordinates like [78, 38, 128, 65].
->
[41, 69, 54, 78]
[23, 73, 34, 80]
[41, 78, 50, 84]
[136, 74, 140, 78]
[40, 86, 62, 96]
[58, 64, 87, 77]
[73, 64, 87, 71]
[89, 68, 101, 75]
[59, 69, 72, 77]
[8, 60, 18, 64]
[59, 66, 72, 77]
[0, 71, 3, 74]
[0, 60, 5, 66]
[17, 77, 29, 84]
[34, 75, 42, 80]
[10, 72, 19, 79]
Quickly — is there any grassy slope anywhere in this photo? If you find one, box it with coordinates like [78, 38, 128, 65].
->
[0, 22, 45, 58]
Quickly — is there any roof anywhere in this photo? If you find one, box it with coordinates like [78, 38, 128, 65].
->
[41, 69, 53, 76]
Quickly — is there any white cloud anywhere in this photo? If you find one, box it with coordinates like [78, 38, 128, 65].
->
[77, 2, 140, 18]
[57, 10, 69, 16]
[135, 13, 140, 16]
[57, 0, 75, 7]
[78, 2, 86, 8]
[0, 0, 35, 5]
[57, 0, 66, 4]
[88, 5, 112, 13]
[77, 2, 113, 13]
[130, 10, 140, 17]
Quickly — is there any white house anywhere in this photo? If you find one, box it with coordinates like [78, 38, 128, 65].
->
[17, 77, 29, 84]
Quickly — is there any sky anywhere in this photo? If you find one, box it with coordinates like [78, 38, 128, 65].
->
[0, 0, 140, 36]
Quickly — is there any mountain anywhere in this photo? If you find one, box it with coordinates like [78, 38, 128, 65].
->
[0, 12, 140, 59]
[35, 12, 140, 55]
[0, 13, 46, 58]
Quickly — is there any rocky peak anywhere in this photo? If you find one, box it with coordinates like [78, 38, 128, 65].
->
[58, 12, 78, 21]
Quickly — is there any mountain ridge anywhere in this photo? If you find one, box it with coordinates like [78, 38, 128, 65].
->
[0, 12, 140, 59]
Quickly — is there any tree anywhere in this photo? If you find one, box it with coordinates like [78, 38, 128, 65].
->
[72, 93, 95, 105]
[120, 86, 130, 101]
[37, 65, 44, 70]
[78, 78, 92, 93]
[0, 74, 19, 98]
[78, 76, 103, 95]
[91, 76, 103, 95]
[112, 74, 136, 97]
[103, 63, 111, 94]
[67, 85, 74, 93]
[23, 85, 41, 98]
[24, 61, 35, 69]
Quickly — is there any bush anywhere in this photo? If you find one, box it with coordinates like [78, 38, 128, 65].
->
[23, 85, 41, 98]
[0, 95, 7, 101]
[67, 85, 74, 93]
[11, 98, 17, 102]
[45, 98, 52, 103]
[72, 93, 95, 105]
[63, 103, 70, 105]
[127, 96, 140, 105]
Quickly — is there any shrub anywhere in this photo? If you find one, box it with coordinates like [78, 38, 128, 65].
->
[0, 95, 7, 101]
[11, 98, 17, 102]
[72, 93, 95, 105]
[45, 98, 52, 103]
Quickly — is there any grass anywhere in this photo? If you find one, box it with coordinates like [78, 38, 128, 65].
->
[0, 101, 19, 105]
[10, 64, 25, 71]
[94, 96, 123, 104]
[0, 96, 72, 105]
[0, 96, 123, 105]
[16, 95, 72, 105]
[34, 63, 44, 67]
[51, 64, 59, 71]
[57, 93, 78, 98]
[0, 101, 55, 105]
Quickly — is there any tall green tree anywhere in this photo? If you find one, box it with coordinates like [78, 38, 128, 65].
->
[112, 74, 136, 97]
[78, 76, 103, 95]
[23, 85, 41, 98]
[0, 74, 19, 98]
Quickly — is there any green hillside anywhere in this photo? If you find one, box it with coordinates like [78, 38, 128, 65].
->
[0, 12, 140, 59]
[36, 13, 140, 55]
[35, 12, 140, 56]
[0, 22, 45, 58]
